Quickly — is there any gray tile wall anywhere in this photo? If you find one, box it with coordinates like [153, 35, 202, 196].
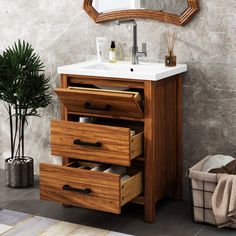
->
[0, 0, 235, 197]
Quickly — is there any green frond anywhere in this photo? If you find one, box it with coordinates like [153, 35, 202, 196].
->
[0, 40, 52, 116]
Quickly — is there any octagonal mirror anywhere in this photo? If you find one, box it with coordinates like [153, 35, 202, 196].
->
[83, 0, 199, 26]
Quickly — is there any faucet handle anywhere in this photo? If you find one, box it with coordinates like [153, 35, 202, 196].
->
[142, 43, 147, 57]
[142, 43, 147, 53]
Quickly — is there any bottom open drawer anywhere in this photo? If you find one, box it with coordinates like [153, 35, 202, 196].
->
[40, 163, 142, 214]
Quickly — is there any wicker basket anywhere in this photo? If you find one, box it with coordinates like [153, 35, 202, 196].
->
[188, 156, 236, 228]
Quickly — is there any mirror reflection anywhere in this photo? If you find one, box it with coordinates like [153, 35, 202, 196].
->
[92, 0, 189, 16]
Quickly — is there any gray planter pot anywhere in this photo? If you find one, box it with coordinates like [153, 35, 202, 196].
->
[5, 157, 34, 188]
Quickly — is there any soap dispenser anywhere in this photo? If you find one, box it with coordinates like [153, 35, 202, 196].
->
[109, 41, 117, 63]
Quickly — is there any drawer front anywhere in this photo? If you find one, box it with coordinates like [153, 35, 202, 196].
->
[55, 87, 143, 119]
[40, 163, 143, 214]
[51, 120, 139, 166]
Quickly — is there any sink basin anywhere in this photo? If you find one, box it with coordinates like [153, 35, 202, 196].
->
[83, 62, 155, 73]
[58, 60, 187, 81]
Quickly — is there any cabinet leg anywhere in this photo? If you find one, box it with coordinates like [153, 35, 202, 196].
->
[144, 202, 156, 223]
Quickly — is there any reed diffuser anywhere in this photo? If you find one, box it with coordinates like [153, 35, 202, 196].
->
[163, 31, 177, 67]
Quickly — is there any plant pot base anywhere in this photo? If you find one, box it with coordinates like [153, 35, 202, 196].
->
[5, 157, 34, 188]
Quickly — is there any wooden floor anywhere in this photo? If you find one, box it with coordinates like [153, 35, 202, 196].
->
[0, 209, 131, 236]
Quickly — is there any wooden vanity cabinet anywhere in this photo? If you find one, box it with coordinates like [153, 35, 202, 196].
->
[40, 74, 183, 224]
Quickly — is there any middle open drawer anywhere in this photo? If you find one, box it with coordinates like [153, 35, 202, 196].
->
[51, 120, 144, 166]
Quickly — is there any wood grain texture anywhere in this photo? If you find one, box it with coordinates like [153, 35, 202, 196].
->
[121, 171, 143, 206]
[40, 163, 142, 214]
[60, 75, 68, 121]
[144, 81, 157, 223]
[130, 131, 144, 160]
[40, 163, 121, 214]
[55, 87, 144, 120]
[60, 74, 69, 166]
[131, 195, 145, 205]
[83, 0, 199, 26]
[41, 73, 184, 223]
[143, 76, 183, 223]
[51, 120, 143, 166]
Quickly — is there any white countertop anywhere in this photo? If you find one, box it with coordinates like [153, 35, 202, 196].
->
[58, 60, 187, 81]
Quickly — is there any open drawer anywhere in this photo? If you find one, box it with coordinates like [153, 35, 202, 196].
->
[51, 120, 144, 166]
[55, 87, 144, 119]
[40, 163, 143, 214]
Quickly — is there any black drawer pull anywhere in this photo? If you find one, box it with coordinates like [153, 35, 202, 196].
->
[63, 185, 91, 194]
[84, 102, 111, 111]
[73, 139, 101, 148]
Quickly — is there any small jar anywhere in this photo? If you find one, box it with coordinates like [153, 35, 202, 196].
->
[165, 55, 176, 67]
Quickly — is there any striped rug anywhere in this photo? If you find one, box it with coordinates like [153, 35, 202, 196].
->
[0, 209, 132, 236]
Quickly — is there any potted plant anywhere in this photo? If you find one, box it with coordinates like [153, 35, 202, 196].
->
[0, 40, 51, 188]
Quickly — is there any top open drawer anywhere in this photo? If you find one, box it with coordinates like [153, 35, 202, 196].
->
[55, 87, 144, 119]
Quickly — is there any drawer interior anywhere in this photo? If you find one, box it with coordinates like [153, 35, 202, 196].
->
[66, 160, 143, 207]
[67, 115, 144, 136]
[55, 86, 144, 120]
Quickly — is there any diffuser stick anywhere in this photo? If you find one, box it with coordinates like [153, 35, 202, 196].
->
[163, 31, 177, 66]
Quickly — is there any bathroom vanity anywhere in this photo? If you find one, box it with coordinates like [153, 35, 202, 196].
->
[40, 60, 187, 223]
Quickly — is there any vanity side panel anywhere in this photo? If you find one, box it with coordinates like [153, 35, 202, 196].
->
[144, 76, 182, 223]
[144, 81, 157, 223]
[60, 74, 69, 166]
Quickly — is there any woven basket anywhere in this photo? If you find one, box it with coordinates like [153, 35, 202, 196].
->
[188, 156, 236, 228]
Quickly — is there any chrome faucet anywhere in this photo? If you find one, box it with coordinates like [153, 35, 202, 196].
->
[117, 19, 147, 65]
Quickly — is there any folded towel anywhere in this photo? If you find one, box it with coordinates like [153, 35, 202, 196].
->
[121, 175, 130, 182]
[212, 174, 236, 228]
[103, 166, 127, 176]
[91, 164, 109, 172]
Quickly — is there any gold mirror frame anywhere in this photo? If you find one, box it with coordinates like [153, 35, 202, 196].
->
[83, 0, 199, 26]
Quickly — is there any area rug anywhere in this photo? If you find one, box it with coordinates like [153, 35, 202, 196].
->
[0, 209, 132, 236]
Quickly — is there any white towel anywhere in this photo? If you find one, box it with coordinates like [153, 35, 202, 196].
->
[104, 166, 127, 176]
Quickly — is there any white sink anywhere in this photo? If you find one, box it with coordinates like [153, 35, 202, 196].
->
[58, 60, 187, 81]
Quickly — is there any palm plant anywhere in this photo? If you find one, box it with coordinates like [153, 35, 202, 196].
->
[0, 40, 51, 187]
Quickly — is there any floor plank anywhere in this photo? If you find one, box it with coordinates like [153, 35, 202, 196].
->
[39, 221, 79, 236]
[0, 209, 30, 226]
[0, 224, 12, 234]
[2, 216, 57, 236]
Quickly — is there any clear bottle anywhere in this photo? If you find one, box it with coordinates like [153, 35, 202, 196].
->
[109, 41, 117, 63]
